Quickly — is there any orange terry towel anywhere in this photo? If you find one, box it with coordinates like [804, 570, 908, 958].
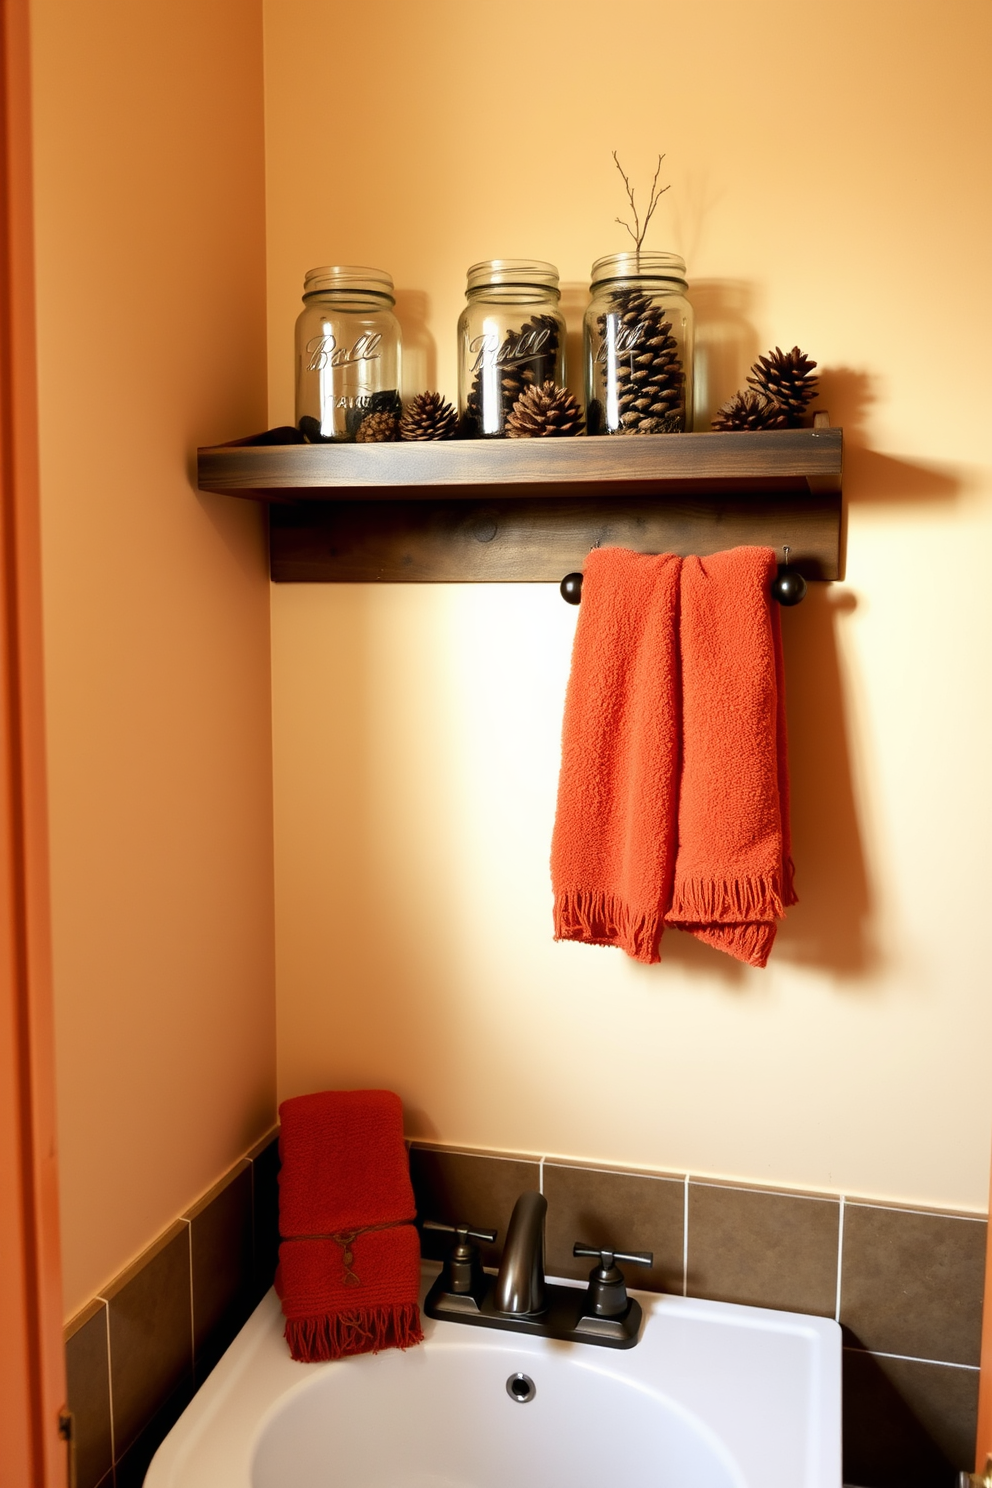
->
[551, 545, 795, 968]
[275, 1089, 423, 1362]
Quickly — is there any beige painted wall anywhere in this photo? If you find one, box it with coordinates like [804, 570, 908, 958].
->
[31, 0, 276, 1317]
[266, 0, 992, 1213]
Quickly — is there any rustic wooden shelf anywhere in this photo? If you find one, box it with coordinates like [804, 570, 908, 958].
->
[195, 427, 844, 584]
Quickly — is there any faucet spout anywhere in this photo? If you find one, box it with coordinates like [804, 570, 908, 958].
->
[494, 1191, 547, 1315]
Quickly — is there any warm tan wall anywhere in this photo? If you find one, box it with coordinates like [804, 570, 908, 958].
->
[266, 1, 992, 1210]
[30, 0, 276, 1318]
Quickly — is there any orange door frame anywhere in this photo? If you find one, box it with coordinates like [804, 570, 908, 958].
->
[0, 0, 67, 1482]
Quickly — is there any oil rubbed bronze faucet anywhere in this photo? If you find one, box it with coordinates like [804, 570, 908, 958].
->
[423, 1190, 652, 1350]
[493, 1190, 547, 1315]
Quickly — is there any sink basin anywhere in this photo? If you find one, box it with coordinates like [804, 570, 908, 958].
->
[145, 1270, 841, 1487]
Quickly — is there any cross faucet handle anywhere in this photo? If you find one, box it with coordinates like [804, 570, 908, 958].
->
[423, 1220, 498, 1245]
[422, 1220, 495, 1307]
[573, 1244, 654, 1270]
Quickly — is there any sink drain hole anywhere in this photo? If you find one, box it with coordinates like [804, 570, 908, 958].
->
[506, 1372, 536, 1404]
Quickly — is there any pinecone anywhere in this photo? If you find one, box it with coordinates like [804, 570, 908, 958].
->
[746, 346, 818, 426]
[597, 288, 685, 434]
[355, 410, 399, 443]
[712, 389, 791, 432]
[620, 412, 684, 435]
[463, 314, 560, 435]
[346, 389, 401, 437]
[399, 391, 458, 441]
[506, 382, 585, 438]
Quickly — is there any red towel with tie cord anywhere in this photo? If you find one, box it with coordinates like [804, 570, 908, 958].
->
[551, 545, 795, 968]
[275, 1089, 423, 1362]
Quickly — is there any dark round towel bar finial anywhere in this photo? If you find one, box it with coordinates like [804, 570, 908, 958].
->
[560, 572, 584, 605]
[770, 546, 807, 606]
[771, 568, 807, 606]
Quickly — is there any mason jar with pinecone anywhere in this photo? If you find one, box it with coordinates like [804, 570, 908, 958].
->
[457, 260, 566, 437]
[584, 252, 693, 435]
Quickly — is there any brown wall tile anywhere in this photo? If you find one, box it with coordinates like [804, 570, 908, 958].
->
[113, 1381, 194, 1488]
[409, 1146, 540, 1268]
[252, 1134, 281, 1299]
[543, 1163, 684, 1294]
[687, 1182, 839, 1317]
[842, 1347, 977, 1486]
[841, 1203, 986, 1367]
[187, 1161, 254, 1380]
[103, 1221, 193, 1457]
[64, 1301, 113, 1488]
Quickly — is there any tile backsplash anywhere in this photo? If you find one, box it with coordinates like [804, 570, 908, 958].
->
[410, 1142, 984, 1488]
[63, 1130, 280, 1488]
[64, 1134, 984, 1488]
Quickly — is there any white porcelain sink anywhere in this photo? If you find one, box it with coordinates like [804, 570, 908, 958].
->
[145, 1270, 841, 1488]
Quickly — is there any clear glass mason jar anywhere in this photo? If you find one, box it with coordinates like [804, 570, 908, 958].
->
[457, 260, 565, 437]
[584, 252, 693, 435]
[295, 265, 402, 441]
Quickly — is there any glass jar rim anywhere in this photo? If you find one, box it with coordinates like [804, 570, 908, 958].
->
[466, 258, 560, 293]
[590, 251, 687, 290]
[302, 265, 395, 302]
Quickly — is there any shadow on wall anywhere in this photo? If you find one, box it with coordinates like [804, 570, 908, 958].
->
[775, 586, 874, 978]
[773, 366, 962, 975]
[817, 367, 963, 507]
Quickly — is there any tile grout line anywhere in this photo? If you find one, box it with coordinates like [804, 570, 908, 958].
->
[689, 1178, 839, 1204]
[250, 1155, 257, 1289]
[103, 1297, 116, 1469]
[835, 1194, 845, 1323]
[682, 1175, 689, 1297]
[543, 1160, 685, 1185]
[411, 1143, 544, 1167]
[844, 1199, 987, 1223]
[842, 1344, 980, 1372]
[185, 1218, 195, 1379]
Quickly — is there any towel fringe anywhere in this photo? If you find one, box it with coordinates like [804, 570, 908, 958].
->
[554, 891, 661, 964]
[667, 873, 787, 925]
[284, 1302, 423, 1363]
[687, 921, 778, 969]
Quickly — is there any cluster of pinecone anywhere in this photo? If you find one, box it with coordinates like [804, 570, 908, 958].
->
[354, 391, 459, 443]
[591, 287, 685, 435]
[340, 381, 585, 443]
[712, 347, 819, 431]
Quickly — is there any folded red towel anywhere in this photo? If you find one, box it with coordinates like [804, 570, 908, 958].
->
[665, 548, 797, 966]
[551, 546, 795, 967]
[275, 1089, 423, 1362]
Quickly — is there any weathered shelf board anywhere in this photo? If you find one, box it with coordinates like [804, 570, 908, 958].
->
[198, 427, 843, 502]
[197, 426, 844, 584]
[269, 491, 842, 583]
